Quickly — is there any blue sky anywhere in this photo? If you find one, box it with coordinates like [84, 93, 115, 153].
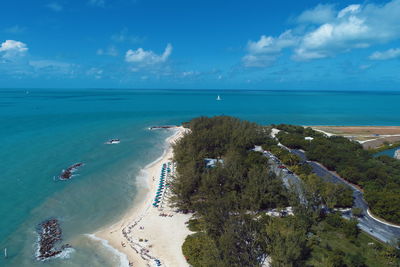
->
[1, 0, 400, 90]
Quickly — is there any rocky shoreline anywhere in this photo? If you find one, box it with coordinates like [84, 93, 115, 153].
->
[37, 219, 71, 260]
[59, 162, 84, 180]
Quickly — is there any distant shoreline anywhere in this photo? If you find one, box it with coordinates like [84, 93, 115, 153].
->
[305, 126, 400, 150]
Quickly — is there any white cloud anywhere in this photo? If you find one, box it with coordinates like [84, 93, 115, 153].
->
[294, 0, 400, 60]
[181, 71, 201, 78]
[4, 25, 26, 34]
[359, 64, 371, 70]
[97, 46, 118, 56]
[125, 44, 172, 65]
[369, 48, 400, 60]
[337, 4, 361, 18]
[86, 67, 103, 79]
[46, 2, 63, 12]
[243, 0, 400, 66]
[29, 60, 75, 75]
[111, 28, 145, 44]
[297, 4, 336, 24]
[0, 40, 28, 59]
[88, 0, 105, 7]
[243, 31, 297, 67]
[294, 16, 369, 60]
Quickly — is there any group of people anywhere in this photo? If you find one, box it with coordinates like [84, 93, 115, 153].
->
[118, 161, 176, 267]
[158, 213, 173, 217]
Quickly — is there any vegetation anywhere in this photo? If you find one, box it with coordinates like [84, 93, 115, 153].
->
[173, 116, 288, 266]
[172, 117, 399, 266]
[368, 141, 400, 154]
[302, 174, 353, 209]
[306, 215, 399, 267]
[261, 145, 353, 209]
[275, 124, 400, 224]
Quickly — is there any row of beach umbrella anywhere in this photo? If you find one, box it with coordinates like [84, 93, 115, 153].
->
[152, 163, 172, 208]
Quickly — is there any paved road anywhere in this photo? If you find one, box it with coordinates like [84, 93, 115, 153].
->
[253, 147, 306, 204]
[291, 149, 400, 244]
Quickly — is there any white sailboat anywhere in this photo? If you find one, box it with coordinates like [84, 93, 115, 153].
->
[216, 95, 222, 101]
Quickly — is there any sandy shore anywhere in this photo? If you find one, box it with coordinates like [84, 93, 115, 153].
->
[95, 126, 193, 267]
[309, 126, 400, 149]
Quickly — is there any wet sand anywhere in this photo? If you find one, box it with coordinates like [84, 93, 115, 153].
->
[95, 126, 192, 267]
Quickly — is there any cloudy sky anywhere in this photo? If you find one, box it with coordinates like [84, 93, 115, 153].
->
[1, 0, 400, 90]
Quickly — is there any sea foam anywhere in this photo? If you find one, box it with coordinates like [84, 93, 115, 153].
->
[86, 234, 130, 267]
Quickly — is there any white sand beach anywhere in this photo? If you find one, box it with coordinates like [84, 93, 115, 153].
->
[95, 126, 193, 267]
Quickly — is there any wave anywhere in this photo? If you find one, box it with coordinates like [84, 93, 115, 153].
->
[136, 128, 179, 187]
[85, 234, 130, 267]
[34, 232, 75, 261]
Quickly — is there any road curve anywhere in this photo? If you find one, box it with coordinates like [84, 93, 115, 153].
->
[291, 149, 400, 244]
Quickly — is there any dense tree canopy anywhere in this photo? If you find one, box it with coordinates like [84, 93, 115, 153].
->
[171, 117, 399, 266]
[172, 116, 289, 266]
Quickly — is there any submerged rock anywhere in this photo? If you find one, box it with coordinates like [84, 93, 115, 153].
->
[59, 162, 84, 180]
[36, 219, 71, 261]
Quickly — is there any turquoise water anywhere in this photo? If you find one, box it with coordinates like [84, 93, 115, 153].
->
[1, 89, 400, 266]
[375, 147, 399, 158]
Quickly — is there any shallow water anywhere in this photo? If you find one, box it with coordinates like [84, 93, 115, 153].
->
[375, 147, 400, 158]
[1, 89, 400, 266]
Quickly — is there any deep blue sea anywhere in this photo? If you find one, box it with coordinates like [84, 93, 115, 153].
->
[1, 89, 400, 266]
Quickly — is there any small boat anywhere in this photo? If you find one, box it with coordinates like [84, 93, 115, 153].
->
[216, 95, 221, 101]
[105, 139, 120, 144]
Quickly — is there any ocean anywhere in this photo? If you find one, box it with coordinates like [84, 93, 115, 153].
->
[1, 89, 400, 266]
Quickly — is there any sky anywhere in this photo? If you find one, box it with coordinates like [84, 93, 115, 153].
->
[0, 0, 400, 90]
